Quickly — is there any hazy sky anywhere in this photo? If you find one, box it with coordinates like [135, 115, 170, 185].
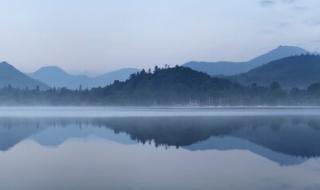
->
[0, 0, 319, 74]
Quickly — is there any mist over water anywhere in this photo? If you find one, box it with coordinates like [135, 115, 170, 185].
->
[0, 106, 320, 117]
[0, 107, 320, 190]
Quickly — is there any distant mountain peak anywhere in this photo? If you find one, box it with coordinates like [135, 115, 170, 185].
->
[31, 66, 139, 89]
[34, 66, 68, 75]
[184, 45, 309, 76]
[273, 45, 307, 54]
[248, 45, 308, 64]
[277, 45, 301, 49]
[0, 62, 48, 90]
[0, 61, 14, 68]
[41, 66, 63, 70]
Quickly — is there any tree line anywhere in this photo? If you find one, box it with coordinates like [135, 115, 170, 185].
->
[1, 66, 320, 106]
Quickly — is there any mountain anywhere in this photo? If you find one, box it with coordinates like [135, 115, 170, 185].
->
[183, 46, 308, 76]
[231, 54, 320, 88]
[0, 62, 48, 90]
[31, 66, 89, 89]
[30, 66, 139, 89]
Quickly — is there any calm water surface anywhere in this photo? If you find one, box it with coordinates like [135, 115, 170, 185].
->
[0, 107, 320, 190]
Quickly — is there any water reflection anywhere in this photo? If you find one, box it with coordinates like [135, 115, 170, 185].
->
[0, 116, 320, 166]
[1, 115, 320, 190]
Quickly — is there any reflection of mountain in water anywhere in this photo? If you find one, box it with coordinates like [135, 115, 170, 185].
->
[0, 119, 136, 150]
[31, 124, 135, 146]
[185, 136, 307, 166]
[0, 119, 44, 151]
[0, 116, 319, 166]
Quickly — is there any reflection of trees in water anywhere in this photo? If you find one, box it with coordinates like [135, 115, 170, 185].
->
[0, 116, 319, 157]
[96, 116, 320, 158]
[97, 117, 233, 148]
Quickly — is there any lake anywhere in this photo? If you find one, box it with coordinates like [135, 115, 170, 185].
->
[0, 107, 320, 190]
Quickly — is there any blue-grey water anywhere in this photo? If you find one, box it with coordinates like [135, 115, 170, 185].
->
[0, 107, 320, 190]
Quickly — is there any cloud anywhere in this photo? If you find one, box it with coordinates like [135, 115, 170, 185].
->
[260, 0, 297, 7]
[305, 19, 320, 26]
[282, 0, 297, 3]
[260, 0, 276, 6]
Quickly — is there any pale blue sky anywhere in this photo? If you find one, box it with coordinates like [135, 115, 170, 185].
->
[0, 0, 319, 74]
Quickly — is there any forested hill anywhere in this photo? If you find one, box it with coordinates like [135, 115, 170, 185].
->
[232, 55, 320, 88]
[93, 66, 244, 105]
